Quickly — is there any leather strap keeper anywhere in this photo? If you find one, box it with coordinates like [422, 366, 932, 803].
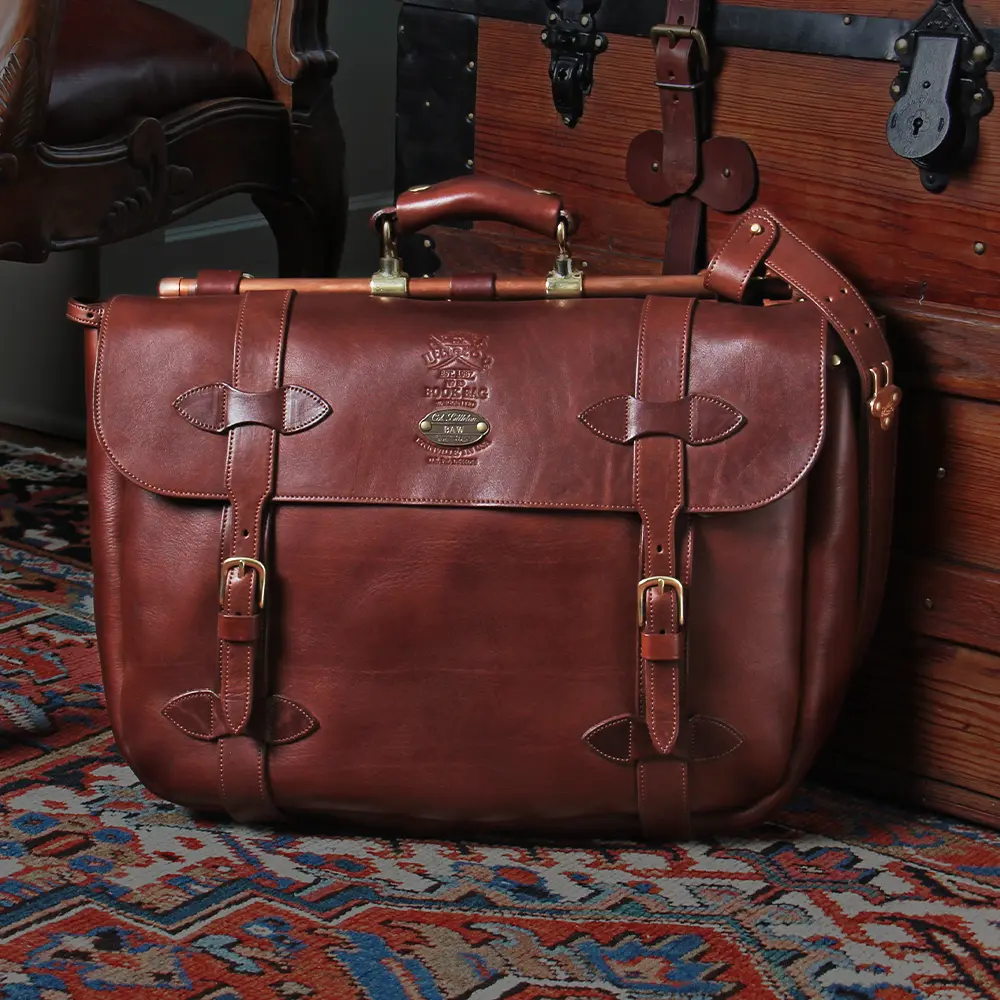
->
[642, 632, 683, 661]
[219, 614, 262, 643]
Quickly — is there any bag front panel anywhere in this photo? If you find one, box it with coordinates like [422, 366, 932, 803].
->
[267, 504, 641, 829]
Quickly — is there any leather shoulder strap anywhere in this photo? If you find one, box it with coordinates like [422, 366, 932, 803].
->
[705, 208, 899, 655]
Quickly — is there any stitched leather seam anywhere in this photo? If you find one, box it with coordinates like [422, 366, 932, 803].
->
[649, 298, 694, 753]
[173, 384, 229, 432]
[270, 695, 317, 743]
[578, 396, 632, 443]
[636, 298, 688, 758]
[692, 313, 827, 512]
[271, 494, 637, 510]
[777, 223, 882, 351]
[225, 295, 253, 737]
[585, 718, 632, 763]
[690, 715, 744, 761]
[162, 691, 223, 739]
[686, 394, 742, 445]
[704, 213, 772, 294]
[281, 387, 329, 433]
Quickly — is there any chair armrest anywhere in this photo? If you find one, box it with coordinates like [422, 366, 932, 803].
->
[1, 0, 64, 154]
[246, 0, 339, 109]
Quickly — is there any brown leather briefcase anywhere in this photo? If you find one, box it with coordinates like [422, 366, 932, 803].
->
[72, 178, 899, 837]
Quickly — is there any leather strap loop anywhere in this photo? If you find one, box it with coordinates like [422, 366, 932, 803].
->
[196, 270, 244, 296]
[66, 299, 104, 328]
[579, 394, 744, 445]
[174, 384, 330, 435]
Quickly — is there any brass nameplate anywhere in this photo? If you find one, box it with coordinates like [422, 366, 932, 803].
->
[418, 410, 490, 448]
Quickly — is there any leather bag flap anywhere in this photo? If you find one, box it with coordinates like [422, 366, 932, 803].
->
[93, 295, 827, 514]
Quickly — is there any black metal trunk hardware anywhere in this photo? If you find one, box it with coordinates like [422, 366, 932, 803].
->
[540, 0, 608, 127]
[887, 0, 993, 192]
[398, 0, 1000, 67]
[393, 0, 1000, 275]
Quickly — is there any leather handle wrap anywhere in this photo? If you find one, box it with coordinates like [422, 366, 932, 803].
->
[373, 177, 578, 239]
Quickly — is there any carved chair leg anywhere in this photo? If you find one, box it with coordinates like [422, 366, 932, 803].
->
[253, 89, 347, 278]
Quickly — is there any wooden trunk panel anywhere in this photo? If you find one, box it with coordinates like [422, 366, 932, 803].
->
[828, 638, 1000, 805]
[475, 17, 1000, 309]
[896, 395, 1000, 569]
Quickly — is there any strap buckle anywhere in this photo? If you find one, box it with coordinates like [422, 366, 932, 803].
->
[220, 557, 267, 610]
[637, 576, 686, 628]
[651, 23, 710, 72]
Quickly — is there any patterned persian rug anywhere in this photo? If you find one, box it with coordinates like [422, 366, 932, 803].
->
[1, 439, 999, 1000]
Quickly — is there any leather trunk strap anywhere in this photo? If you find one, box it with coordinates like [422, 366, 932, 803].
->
[634, 296, 696, 840]
[218, 290, 295, 823]
[705, 208, 900, 655]
[663, 197, 705, 276]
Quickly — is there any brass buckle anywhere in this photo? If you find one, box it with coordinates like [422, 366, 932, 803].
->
[651, 23, 710, 71]
[220, 557, 267, 610]
[637, 577, 686, 629]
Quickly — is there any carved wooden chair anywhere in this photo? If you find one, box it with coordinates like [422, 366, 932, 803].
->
[0, 0, 346, 276]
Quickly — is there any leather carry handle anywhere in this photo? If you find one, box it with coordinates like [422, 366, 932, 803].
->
[372, 177, 578, 240]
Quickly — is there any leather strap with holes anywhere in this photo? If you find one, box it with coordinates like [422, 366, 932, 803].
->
[216, 290, 295, 823]
[705, 207, 900, 655]
[626, 2, 757, 276]
[634, 296, 695, 840]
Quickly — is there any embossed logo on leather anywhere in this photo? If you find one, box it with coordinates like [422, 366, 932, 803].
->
[423, 333, 493, 408]
[419, 410, 490, 448]
[419, 334, 494, 465]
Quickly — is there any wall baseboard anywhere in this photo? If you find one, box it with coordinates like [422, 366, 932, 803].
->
[165, 191, 395, 245]
[0, 401, 86, 444]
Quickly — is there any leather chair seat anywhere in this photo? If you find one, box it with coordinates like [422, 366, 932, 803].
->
[45, 0, 271, 145]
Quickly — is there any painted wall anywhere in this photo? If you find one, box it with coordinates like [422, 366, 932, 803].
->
[0, 0, 401, 437]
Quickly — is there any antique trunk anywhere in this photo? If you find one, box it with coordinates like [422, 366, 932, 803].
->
[392, 0, 1000, 827]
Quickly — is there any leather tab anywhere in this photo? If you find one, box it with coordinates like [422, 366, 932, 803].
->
[196, 270, 244, 295]
[641, 632, 682, 661]
[584, 713, 739, 765]
[163, 690, 228, 741]
[580, 394, 744, 446]
[689, 715, 744, 761]
[583, 714, 657, 764]
[218, 613, 262, 643]
[175, 384, 330, 435]
[162, 691, 317, 747]
[267, 696, 320, 745]
[450, 274, 497, 300]
[66, 299, 104, 328]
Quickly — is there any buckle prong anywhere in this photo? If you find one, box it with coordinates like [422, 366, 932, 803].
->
[651, 23, 710, 70]
[220, 557, 267, 610]
[637, 576, 686, 629]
